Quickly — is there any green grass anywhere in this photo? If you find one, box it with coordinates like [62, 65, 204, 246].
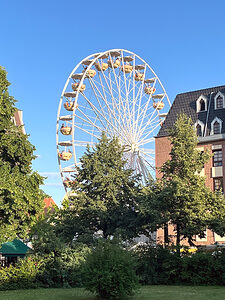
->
[0, 286, 225, 300]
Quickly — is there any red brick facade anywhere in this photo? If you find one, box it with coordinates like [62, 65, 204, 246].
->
[155, 135, 225, 246]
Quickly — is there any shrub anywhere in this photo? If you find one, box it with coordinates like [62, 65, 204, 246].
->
[82, 239, 139, 299]
[37, 243, 90, 288]
[0, 255, 41, 290]
[134, 244, 181, 285]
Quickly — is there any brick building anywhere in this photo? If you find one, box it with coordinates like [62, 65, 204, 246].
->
[155, 85, 225, 246]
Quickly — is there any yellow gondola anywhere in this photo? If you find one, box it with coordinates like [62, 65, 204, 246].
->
[122, 64, 133, 73]
[60, 126, 72, 135]
[135, 72, 144, 81]
[108, 59, 120, 69]
[58, 151, 72, 161]
[72, 83, 86, 92]
[144, 87, 156, 95]
[95, 62, 108, 71]
[153, 102, 164, 110]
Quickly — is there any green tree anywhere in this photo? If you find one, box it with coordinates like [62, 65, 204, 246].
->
[142, 114, 225, 254]
[62, 133, 144, 243]
[0, 66, 44, 243]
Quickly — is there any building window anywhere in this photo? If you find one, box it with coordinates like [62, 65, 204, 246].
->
[211, 117, 222, 135]
[214, 178, 223, 192]
[214, 92, 225, 110]
[213, 121, 220, 134]
[196, 124, 202, 136]
[213, 150, 223, 167]
[200, 99, 205, 111]
[216, 95, 223, 109]
[196, 95, 207, 113]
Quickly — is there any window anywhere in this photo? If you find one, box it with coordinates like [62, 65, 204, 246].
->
[216, 95, 223, 109]
[214, 178, 223, 192]
[196, 95, 207, 112]
[200, 99, 205, 111]
[213, 150, 222, 167]
[213, 121, 220, 134]
[211, 117, 222, 135]
[214, 92, 225, 110]
[196, 124, 202, 136]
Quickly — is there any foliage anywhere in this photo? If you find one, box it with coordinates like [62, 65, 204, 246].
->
[0, 66, 44, 243]
[36, 244, 91, 288]
[83, 239, 139, 299]
[134, 244, 225, 286]
[0, 255, 41, 290]
[141, 114, 225, 251]
[62, 133, 145, 243]
[134, 244, 181, 285]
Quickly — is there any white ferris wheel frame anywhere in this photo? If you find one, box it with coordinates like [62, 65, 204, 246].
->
[56, 49, 171, 192]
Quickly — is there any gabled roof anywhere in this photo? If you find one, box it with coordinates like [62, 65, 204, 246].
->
[0, 239, 31, 256]
[44, 197, 57, 215]
[157, 84, 225, 137]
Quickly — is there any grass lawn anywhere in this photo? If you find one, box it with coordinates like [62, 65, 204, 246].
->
[0, 286, 225, 300]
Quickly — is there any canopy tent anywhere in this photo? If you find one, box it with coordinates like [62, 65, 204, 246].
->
[0, 239, 31, 257]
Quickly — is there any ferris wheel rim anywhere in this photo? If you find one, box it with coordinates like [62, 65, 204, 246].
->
[56, 49, 171, 191]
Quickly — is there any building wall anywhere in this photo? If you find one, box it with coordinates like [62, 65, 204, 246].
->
[155, 135, 225, 246]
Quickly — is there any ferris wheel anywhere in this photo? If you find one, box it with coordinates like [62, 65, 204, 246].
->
[56, 49, 171, 191]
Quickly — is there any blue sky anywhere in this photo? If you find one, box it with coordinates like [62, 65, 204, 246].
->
[1, 0, 225, 206]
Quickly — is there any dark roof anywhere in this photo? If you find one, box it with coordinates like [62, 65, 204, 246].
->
[157, 84, 225, 137]
[0, 239, 31, 256]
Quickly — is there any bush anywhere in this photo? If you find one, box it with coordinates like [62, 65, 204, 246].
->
[134, 244, 225, 286]
[37, 243, 90, 288]
[134, 244, 181, 285]
[0, 255, 41, 290]
[82, 239, 139, 299]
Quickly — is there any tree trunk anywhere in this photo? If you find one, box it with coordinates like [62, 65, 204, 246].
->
[164, 223, 169, 246]
[176, 224, 181, 257]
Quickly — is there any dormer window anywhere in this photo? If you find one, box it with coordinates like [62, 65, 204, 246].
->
[200, 99, 205, 111]
[213, 121, 220, 134]
[214, 92, 225, 110]
[195, 120, 204, 136]
[211, 117, 222, 135]
[196, 124, 202, 136]
[196, 95, 207, 112]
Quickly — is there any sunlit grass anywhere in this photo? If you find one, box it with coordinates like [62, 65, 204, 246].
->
[0, 286, 225, 300]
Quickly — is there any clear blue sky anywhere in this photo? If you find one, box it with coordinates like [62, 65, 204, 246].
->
[1, 0, 225, 206]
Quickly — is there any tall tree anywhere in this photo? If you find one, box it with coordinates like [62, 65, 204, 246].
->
[142, 114, 225, 254]
[0, 66, 44, 244]
[61, 133, 144, 243]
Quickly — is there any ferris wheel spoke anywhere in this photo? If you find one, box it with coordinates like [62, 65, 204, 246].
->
[133, 65, 147, 139]
[136, 111, 160, 141]
[139, 121, 161, 146]
[88, 76, 127, 138]
[139, 151, 155, 162]
[79, 92, 116, 137]
[74, 124, 100, 140]
[121, 51, 132, 130]
[97, 67, 121, 130]
[74, 110, 105, 133]
[86, 77, 115, 129]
